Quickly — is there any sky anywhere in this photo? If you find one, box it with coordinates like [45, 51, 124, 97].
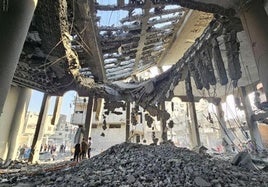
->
[28, 90, 77, 122]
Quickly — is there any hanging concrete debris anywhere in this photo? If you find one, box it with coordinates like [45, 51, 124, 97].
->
[224, 30, 242, 87]
[12, 0, 244, 123]
[91, 16, 242, 115]
[195, 53, 211, 90]
[131, 107, 138, 126]
[104, 101, 126, 113]
[188, 57, 203, 90]
[145, 113, 154, 128]
[200, 41, 217, 86]
[211, 37, 228, 85]
[14, 0, 242, 98]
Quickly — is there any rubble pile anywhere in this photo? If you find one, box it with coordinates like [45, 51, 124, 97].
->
[1, 142, 268, 186]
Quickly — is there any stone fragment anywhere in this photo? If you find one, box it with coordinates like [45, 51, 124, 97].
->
[194, 176, 211, 187]
[232, 152, 258, 170]
[127, 174, 136, 183]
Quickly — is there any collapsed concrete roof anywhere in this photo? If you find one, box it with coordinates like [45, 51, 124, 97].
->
[13, 0, 258, 114]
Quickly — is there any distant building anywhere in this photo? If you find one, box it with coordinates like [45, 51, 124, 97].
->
[70, 97, 127, 155]
[70, 95, 232, 155]
[20, 112, 76, 152]
[48, 115, 77, 152]
[19, 112, 55, 148]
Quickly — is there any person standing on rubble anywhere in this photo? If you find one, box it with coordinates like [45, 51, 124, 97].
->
[88, 137, 92, 159]
[73, 143, 81, 162]
[81, 138, 88, 159]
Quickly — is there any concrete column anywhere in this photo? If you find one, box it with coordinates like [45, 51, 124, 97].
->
[95, 98, 104, 121]
[188, 102, 201, 147]
[185, 104, 192, 147]
[28, 93, 51, 163]
[214, 99, 233, 153]
[185, 72, 201, 147]
[160, 101, 168, 142]
[0, 86, 23, 160]
[84, 94, 95, 140]
[240, 86, 264, 152]
[74, 126, 84, 145]
[239, 0, 268, 98]
[6, 87, 31, 161]
[51, 96, 63, 125]
[0, 0, 38, 115]
[126, 102, 130, 142]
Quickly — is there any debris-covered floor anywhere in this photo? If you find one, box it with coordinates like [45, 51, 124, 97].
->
[1, 142, 268, 187]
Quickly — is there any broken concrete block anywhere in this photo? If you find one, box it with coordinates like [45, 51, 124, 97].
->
[231, 151, 258, 170]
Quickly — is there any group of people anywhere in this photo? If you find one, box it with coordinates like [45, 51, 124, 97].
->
[73, 137, 92, 162]
[130, 0, 144, 5]
[40, 144, 57, 154]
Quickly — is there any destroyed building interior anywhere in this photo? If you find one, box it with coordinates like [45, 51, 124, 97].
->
[2, 0, 268, 186]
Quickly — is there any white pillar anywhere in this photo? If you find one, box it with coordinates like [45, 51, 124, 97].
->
[29, 94, 51, 163]
[126, 102, 131, 142]
[185, 72, 201, 148]
[6, 87, 31, 161]
[0, 86, 21, 160]
[188, 102, 201, 147]
[0, 0, 38, 115]
[84, 94, 95, 140]
[160, 101, 168, 142]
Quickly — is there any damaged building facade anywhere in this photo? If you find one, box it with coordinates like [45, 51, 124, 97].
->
[0, 0, 268, 170]
[71, 94, 250, 156]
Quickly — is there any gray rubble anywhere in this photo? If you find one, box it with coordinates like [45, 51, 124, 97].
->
[1, 142, 268, 186]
